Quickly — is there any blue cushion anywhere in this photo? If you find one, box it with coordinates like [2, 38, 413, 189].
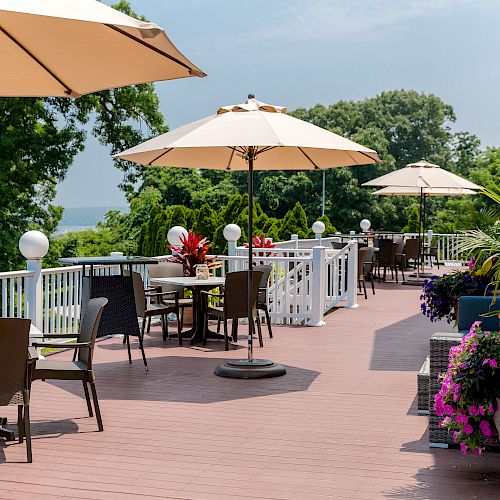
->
[457, 296, 500, 332]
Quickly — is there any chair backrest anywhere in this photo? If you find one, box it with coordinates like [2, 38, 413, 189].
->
[331, 241, 346, 250]
[377, 240, 396, 266]
[403, 238, 420, 260]
[253, 265, 272, 304]
[393, 236, 405, 255]
[147, 261, 184, 297]
[128, 271, 146, 317]
[223, 271, 263, 319]
[358, 247, 375, 277]
[78, 297, 108, 368]
[457, 296, 500, 333]
[0, 318, 31, 407]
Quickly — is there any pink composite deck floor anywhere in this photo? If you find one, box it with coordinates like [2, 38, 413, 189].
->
[2, 276, 500, 499]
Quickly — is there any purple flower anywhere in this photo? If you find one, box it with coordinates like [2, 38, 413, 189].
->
[469, 405, 480, 417]
[479, 420, 492, 438]
[453, 431, 460, 443]
[460, 443, 468, 455]
[444, 405, 455, 416]
[456, 413, 468, 425]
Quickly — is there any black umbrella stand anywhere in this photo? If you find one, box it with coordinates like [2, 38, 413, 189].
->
[215, 148, 286, 379]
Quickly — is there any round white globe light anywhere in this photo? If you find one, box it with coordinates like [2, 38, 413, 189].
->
[167, 226, 188, 247]
[19, 230, 49, 259]
[360, 219, 371, 232]
[223, 224, 241, 242]
[312, 220, 326, 235]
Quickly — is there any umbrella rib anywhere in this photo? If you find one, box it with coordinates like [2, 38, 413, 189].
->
[256, 146, 278, 156]
[147, 148, 173, 166]
[225, 148, 236, 170]
[298, 147, 320, 169]
[0, 24, 75, 96]
[105, 24, 203, 76]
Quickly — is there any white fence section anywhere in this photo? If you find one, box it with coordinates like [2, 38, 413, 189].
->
[0, 230, 461, 333]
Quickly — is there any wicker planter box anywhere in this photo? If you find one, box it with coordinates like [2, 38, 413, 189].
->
[417, 356, 430, 415]
[428, 331, 462, 448]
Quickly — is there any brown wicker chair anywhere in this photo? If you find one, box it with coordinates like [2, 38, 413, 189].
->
[253, 265, 273, 338]
[0, 318, 34, 462]
[33, 297, 108, 432]
[403, 238, 421, 268]
[146, 261, 193, 331]
[423, 245, 440, 269]
[201, 271, 263, 351]
[358, 247, 375, 299]
[375, 240, 405, 282]
[130, 271, 182, 349]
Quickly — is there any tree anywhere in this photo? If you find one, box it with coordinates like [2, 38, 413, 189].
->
[279, 202, 310, 240]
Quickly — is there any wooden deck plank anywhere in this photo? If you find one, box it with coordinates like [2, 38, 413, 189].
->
[2, 274, 500, 499]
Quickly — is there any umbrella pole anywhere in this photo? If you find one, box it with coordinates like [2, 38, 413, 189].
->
[213, 148, 286, 379]
[248, 156, 254, 362]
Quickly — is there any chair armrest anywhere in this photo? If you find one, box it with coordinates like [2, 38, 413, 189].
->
[145, 290, 179, 299]
[39, 333, 79, 339]
[28, 346, 38, 360]
[200, 291, 224, 298]
[32, 342, 91, 349]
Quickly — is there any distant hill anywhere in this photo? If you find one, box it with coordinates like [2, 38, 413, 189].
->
[57, 206, 128, 233]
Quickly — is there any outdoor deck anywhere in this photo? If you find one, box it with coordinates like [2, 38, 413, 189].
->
[2, 276, 500, 499]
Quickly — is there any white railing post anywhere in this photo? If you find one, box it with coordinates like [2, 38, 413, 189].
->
[223, 224, 241, 273]
[307, 245, 326, 327]
[346, 240, 359, 309]
[291, 234, 299, 249]
[19, 231, 49, 330]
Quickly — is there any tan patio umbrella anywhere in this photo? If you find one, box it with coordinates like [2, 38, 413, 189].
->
[116, 95, 381, 378]
[0, 0, 205, 97]
[363, 161, 481, 281]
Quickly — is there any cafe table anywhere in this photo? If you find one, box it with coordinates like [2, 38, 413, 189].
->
[150, 275, 225, 344]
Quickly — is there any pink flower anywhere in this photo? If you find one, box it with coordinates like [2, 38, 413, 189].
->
[460, 443, 468, 455]
[441, 416, 452, 426]
[435, 398, 445, 417]
[444, 405, 455, 416]
[469, 321, 482, 334]
[456, 413, 468, 425]
[453, 431, 460, 443]
[479, 406, 485, 416]
[469, 405, 480, 417]
[479, 420, 492, 438]
[490, 359, 497, 368]
[462, 424, 474, 436]
[488, 403, 495, 414]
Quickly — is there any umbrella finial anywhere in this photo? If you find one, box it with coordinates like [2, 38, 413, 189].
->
[247, 93, 255, 100]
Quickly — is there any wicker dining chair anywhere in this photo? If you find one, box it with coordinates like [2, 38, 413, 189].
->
[130, 271, 182, 349]
[0, 318, 34, 462]
[146, 261, 193, 331]
[375, 240, 405, 282]
[403, 238, 421, 268]
[33, 297, 108, 432]
[358, 247, 375, 299]
[253, 265, 273, 338]
[201, 271, 263, 351]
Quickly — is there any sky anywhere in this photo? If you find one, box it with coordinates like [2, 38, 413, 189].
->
[54, 0, 500, 208]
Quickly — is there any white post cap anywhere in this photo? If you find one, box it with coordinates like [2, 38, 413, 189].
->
[19, 230, 49, 260]
[167, 226, 188, 247]
[223, 224, 241, 242]
[360, 219, 371, 232]
[312, 220, 326, 236]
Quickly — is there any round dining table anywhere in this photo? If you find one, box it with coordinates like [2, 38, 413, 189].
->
[150, 275, 225, 344]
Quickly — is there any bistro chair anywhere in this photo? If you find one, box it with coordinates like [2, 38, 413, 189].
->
[253, 264, 273, 338]
[403, 238, 421, 269]
[33, 298, 108, 432]
[146, 261, 193, 332]
[201, 270, 263, 351]
[130, 271, 183, 351]
[423, 244, 440, 269]
[0, 318, 35, 462]
[358, 247, 375, 299]
[375, 240, 405, 282]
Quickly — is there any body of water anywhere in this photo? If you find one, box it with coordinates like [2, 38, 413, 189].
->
[55, 206, 127, 235]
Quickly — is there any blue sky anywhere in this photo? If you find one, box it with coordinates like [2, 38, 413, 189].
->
[55, 0, 500, 208]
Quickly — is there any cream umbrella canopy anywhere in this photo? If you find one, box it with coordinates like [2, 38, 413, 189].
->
[116, 96, 381, 378]
[0, 0, 205, 97]
[363, 160, 481, 280]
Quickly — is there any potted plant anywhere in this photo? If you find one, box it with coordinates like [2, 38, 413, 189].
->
[420, 265, 491, 323]
[168, 231, 220, 277]
[435, 321, 500, 455]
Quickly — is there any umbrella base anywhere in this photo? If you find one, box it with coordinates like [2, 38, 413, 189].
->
[403, 278, 426, 286]
[408, 272, 434, 279]
[214, 359, 286, 379]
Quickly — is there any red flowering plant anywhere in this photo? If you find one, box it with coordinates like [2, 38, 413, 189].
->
[244, 234, 276, 257]
[435, 321, 500, 455]
[168, 231, 219, 277]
